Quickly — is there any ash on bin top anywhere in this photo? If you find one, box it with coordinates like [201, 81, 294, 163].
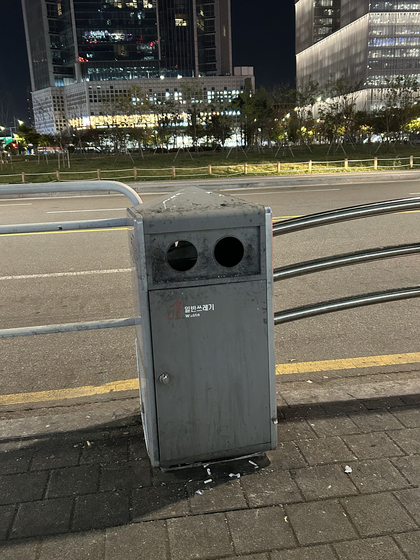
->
[130, 186, 268, 233]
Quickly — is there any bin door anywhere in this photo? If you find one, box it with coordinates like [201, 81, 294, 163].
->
[149, 281, 272, 466]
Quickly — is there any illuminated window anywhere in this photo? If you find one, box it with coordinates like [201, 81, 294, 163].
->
[175, 15, 188, 26]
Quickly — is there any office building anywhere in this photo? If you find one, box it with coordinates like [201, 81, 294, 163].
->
[21, 0, 253, 134]
[295, 0, 420, 110]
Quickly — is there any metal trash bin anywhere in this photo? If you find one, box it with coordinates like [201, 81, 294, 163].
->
[127, 186, 276, 468]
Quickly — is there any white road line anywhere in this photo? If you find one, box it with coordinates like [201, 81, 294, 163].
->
[0, 203, 32, 207]
[222, 178, 420, 190]
[0, 268, 131, 281]
[47, 208, 127, 214]
[235, 188, 341, 195]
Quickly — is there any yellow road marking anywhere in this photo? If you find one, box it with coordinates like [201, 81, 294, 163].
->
[276, 351, 420, 375]
[1, 352, 419, 407]
[0, 379, 139, 406]
[273, 216, 301, 220]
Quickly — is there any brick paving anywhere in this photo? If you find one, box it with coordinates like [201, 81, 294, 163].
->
[1, 380, 420, 559]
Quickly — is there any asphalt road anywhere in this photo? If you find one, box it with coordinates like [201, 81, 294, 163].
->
[1, 174, 419, 399]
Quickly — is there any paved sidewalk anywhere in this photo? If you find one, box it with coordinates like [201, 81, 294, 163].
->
[1, 377, 420, 560]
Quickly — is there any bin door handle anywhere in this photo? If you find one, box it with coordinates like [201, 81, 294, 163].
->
[158, 373, 171, 385]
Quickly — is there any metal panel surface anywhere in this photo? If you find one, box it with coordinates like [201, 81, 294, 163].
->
[127, 214, 160, 466]
[149, 280, 273, 466]
[147, 226, 262, 286]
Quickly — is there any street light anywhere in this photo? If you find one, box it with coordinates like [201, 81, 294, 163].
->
[12, 118, 24, 132]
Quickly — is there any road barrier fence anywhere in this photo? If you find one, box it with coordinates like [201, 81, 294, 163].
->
[1, 156, 420, 184]
[0, 182, 419, 341]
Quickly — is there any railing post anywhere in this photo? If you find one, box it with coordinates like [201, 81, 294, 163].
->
[244, 163, 248, 175]
[133, 166, 137, 180]
[21, 172, 25, 183]
[308, 160, 312, 173]
[208, 164, 212, 175]
[374, 157, 378, 170]
[410, 155, 414, 169]
[344, 158, 348, 170]
[56, 170, 60, 181]
[277, 161, 281, 173]
[97, 169, 101, 180]
[172, 166, 176, 178]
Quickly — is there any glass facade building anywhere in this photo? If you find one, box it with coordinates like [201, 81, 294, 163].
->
[22, 0, 253, 133]
[74, 0, 161, 82]
[22, 0, 233, 91]
[295, 0, 420, 109]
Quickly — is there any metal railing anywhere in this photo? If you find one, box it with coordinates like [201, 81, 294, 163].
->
[273, 196, 420, 325]
[0, 181, 141, 340]
[1, 184, 419, 338]
[2, 155, 420, 185]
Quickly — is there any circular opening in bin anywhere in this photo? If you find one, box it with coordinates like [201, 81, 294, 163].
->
[214, 236, 244, 267]
[167, 240, 198, 271]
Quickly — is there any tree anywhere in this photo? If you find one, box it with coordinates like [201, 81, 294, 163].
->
[76, 128, 104, 151]
[18, 125, 41, 149]
[151, 99, 182, 150]
[38, 133, 56, 147]
[206, 114, 233, 148]
[113, 85, 151, 127]
[126, 126, 153, 153]
[98, 85, 152, 153]
[289, 78, 320, 146]
[181, 80, 206, 149]
[371, 76, 420, 143]
[231, 85, 273, 148]
[318, 75, 364, 148]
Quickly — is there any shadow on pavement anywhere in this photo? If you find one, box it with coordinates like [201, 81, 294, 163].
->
[1, 390, 419, 548]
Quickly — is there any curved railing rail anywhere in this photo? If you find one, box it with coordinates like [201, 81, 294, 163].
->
[273, 196, 420, 323]
[0, 181, 141, 236]
[274, 287, 420, 325]
[0, 180, 142, 206]
[0, 181, 141, 340]
[273, 243, 420, 281]
[273, 196, 420, 236]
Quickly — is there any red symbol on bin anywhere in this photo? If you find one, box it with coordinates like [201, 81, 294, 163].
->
[167, 298, 182, 320]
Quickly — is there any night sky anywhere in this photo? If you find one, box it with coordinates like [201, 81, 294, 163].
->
[0, 0, 296, 126]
